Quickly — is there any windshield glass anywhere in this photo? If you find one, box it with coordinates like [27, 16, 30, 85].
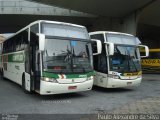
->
[109, 45, 141, 73]
[42, 23, 89, 40]
[43, 38, 93, 74]
[106, 34, 141, 45]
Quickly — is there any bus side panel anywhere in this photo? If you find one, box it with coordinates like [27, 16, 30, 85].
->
[93, 72, 108, 88]
[0, 55, 2, 72]
[4, 62, 25, 85]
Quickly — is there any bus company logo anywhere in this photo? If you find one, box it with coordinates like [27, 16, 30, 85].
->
[123, 72, 140, 76]
[132, 72, 138, 76]
[142, 59, 160, 65]
[124, 73, 132, 76]
[13, 54, 24, 62]
[79, 75, 87, 78]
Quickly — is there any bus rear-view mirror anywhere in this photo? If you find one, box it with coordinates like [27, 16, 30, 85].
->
[91, 39, 102, 55]
[138, 45, 149, 58]
[104, 42, 114, 56]
[38, 33, 45, 51]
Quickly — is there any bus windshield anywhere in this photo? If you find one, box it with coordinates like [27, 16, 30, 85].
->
[43, 38, 93, 74]
[109, 45, 141, 73]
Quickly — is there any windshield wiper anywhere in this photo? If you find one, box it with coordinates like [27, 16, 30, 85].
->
[62, 48, 75, 72]
[71, 47, 86, 73]
[62, 46, 88, 73]
[123, 50, 130, 72]
[62, 49, 72, 62]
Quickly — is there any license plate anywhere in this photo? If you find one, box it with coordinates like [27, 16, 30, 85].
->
[68, 86, 77, 90]
[127, 82, 132, 85]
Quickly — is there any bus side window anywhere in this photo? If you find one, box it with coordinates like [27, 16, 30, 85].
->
[94, 45, 108, 74]
[2, 42, 5, 53]
[36, 52, 40, 72]
[19, 35, 23, 51]
[99, 53, 108, 73]
[6, 42, 9, 53]
[16, 41, 20, 51]
[0, 44, 1, 54]
[91, 41, 98, 54]
[90, 34, 104, 43]
[21, 36, 25, 50]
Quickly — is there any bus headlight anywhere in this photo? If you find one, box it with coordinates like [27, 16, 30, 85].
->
[42, 77, 58, 83]
[113, 75, 120, 79]
[87, 76, 93, 81]
[108, 74, 120, 79]
[137, 75, 142, 78]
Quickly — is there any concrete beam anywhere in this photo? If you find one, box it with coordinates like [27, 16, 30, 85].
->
[0, 14, 97, 33]
[0, 0, 96, 17]
[27, 0, 153, 17]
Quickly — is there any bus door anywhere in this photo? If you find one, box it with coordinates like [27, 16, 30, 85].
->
[30, 33, 40, 91]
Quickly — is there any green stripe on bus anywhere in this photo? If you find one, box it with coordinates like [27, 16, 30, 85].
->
[42, 71, 95, 79]
[42, 72, 59, 79]
[3, 51, 25, 63]
[66, 71, 95, 79]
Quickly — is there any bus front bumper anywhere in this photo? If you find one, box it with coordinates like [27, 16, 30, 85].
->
[39, 80, 93, 95]
[106, 77, 142, 88]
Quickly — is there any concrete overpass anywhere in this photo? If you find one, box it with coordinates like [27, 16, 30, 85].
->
[28, 0, 160, 48]
[0, 0, 160, 48]
[0, 0, 96, 33]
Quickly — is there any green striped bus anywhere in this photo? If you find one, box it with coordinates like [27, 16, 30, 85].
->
[0, 20, 101, 95]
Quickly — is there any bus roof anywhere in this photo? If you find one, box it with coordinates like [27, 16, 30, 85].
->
[89, 31, 134, 37]
[4, 20, 86, 42]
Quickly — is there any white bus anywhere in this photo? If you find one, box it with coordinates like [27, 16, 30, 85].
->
[1, 20, 101, 95]
[0, 35, 5, 73]
[90, 31, 149, 88]
[0, 42, 3, 72]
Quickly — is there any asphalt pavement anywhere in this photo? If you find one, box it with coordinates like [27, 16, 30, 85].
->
[0, 74, 160, 119]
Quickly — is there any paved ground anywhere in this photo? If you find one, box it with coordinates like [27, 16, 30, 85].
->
[0, 74, 160, 119]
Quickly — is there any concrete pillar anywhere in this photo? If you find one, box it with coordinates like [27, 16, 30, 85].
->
[120, 12, 140, 36]
[89, 12, 140, 36]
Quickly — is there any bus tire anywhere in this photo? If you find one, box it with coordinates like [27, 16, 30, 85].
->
[22, 74, 31, 94]
[1, 69, 4, 80]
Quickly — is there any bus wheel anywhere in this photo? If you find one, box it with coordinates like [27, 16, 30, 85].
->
[22, 74, 31, 94]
